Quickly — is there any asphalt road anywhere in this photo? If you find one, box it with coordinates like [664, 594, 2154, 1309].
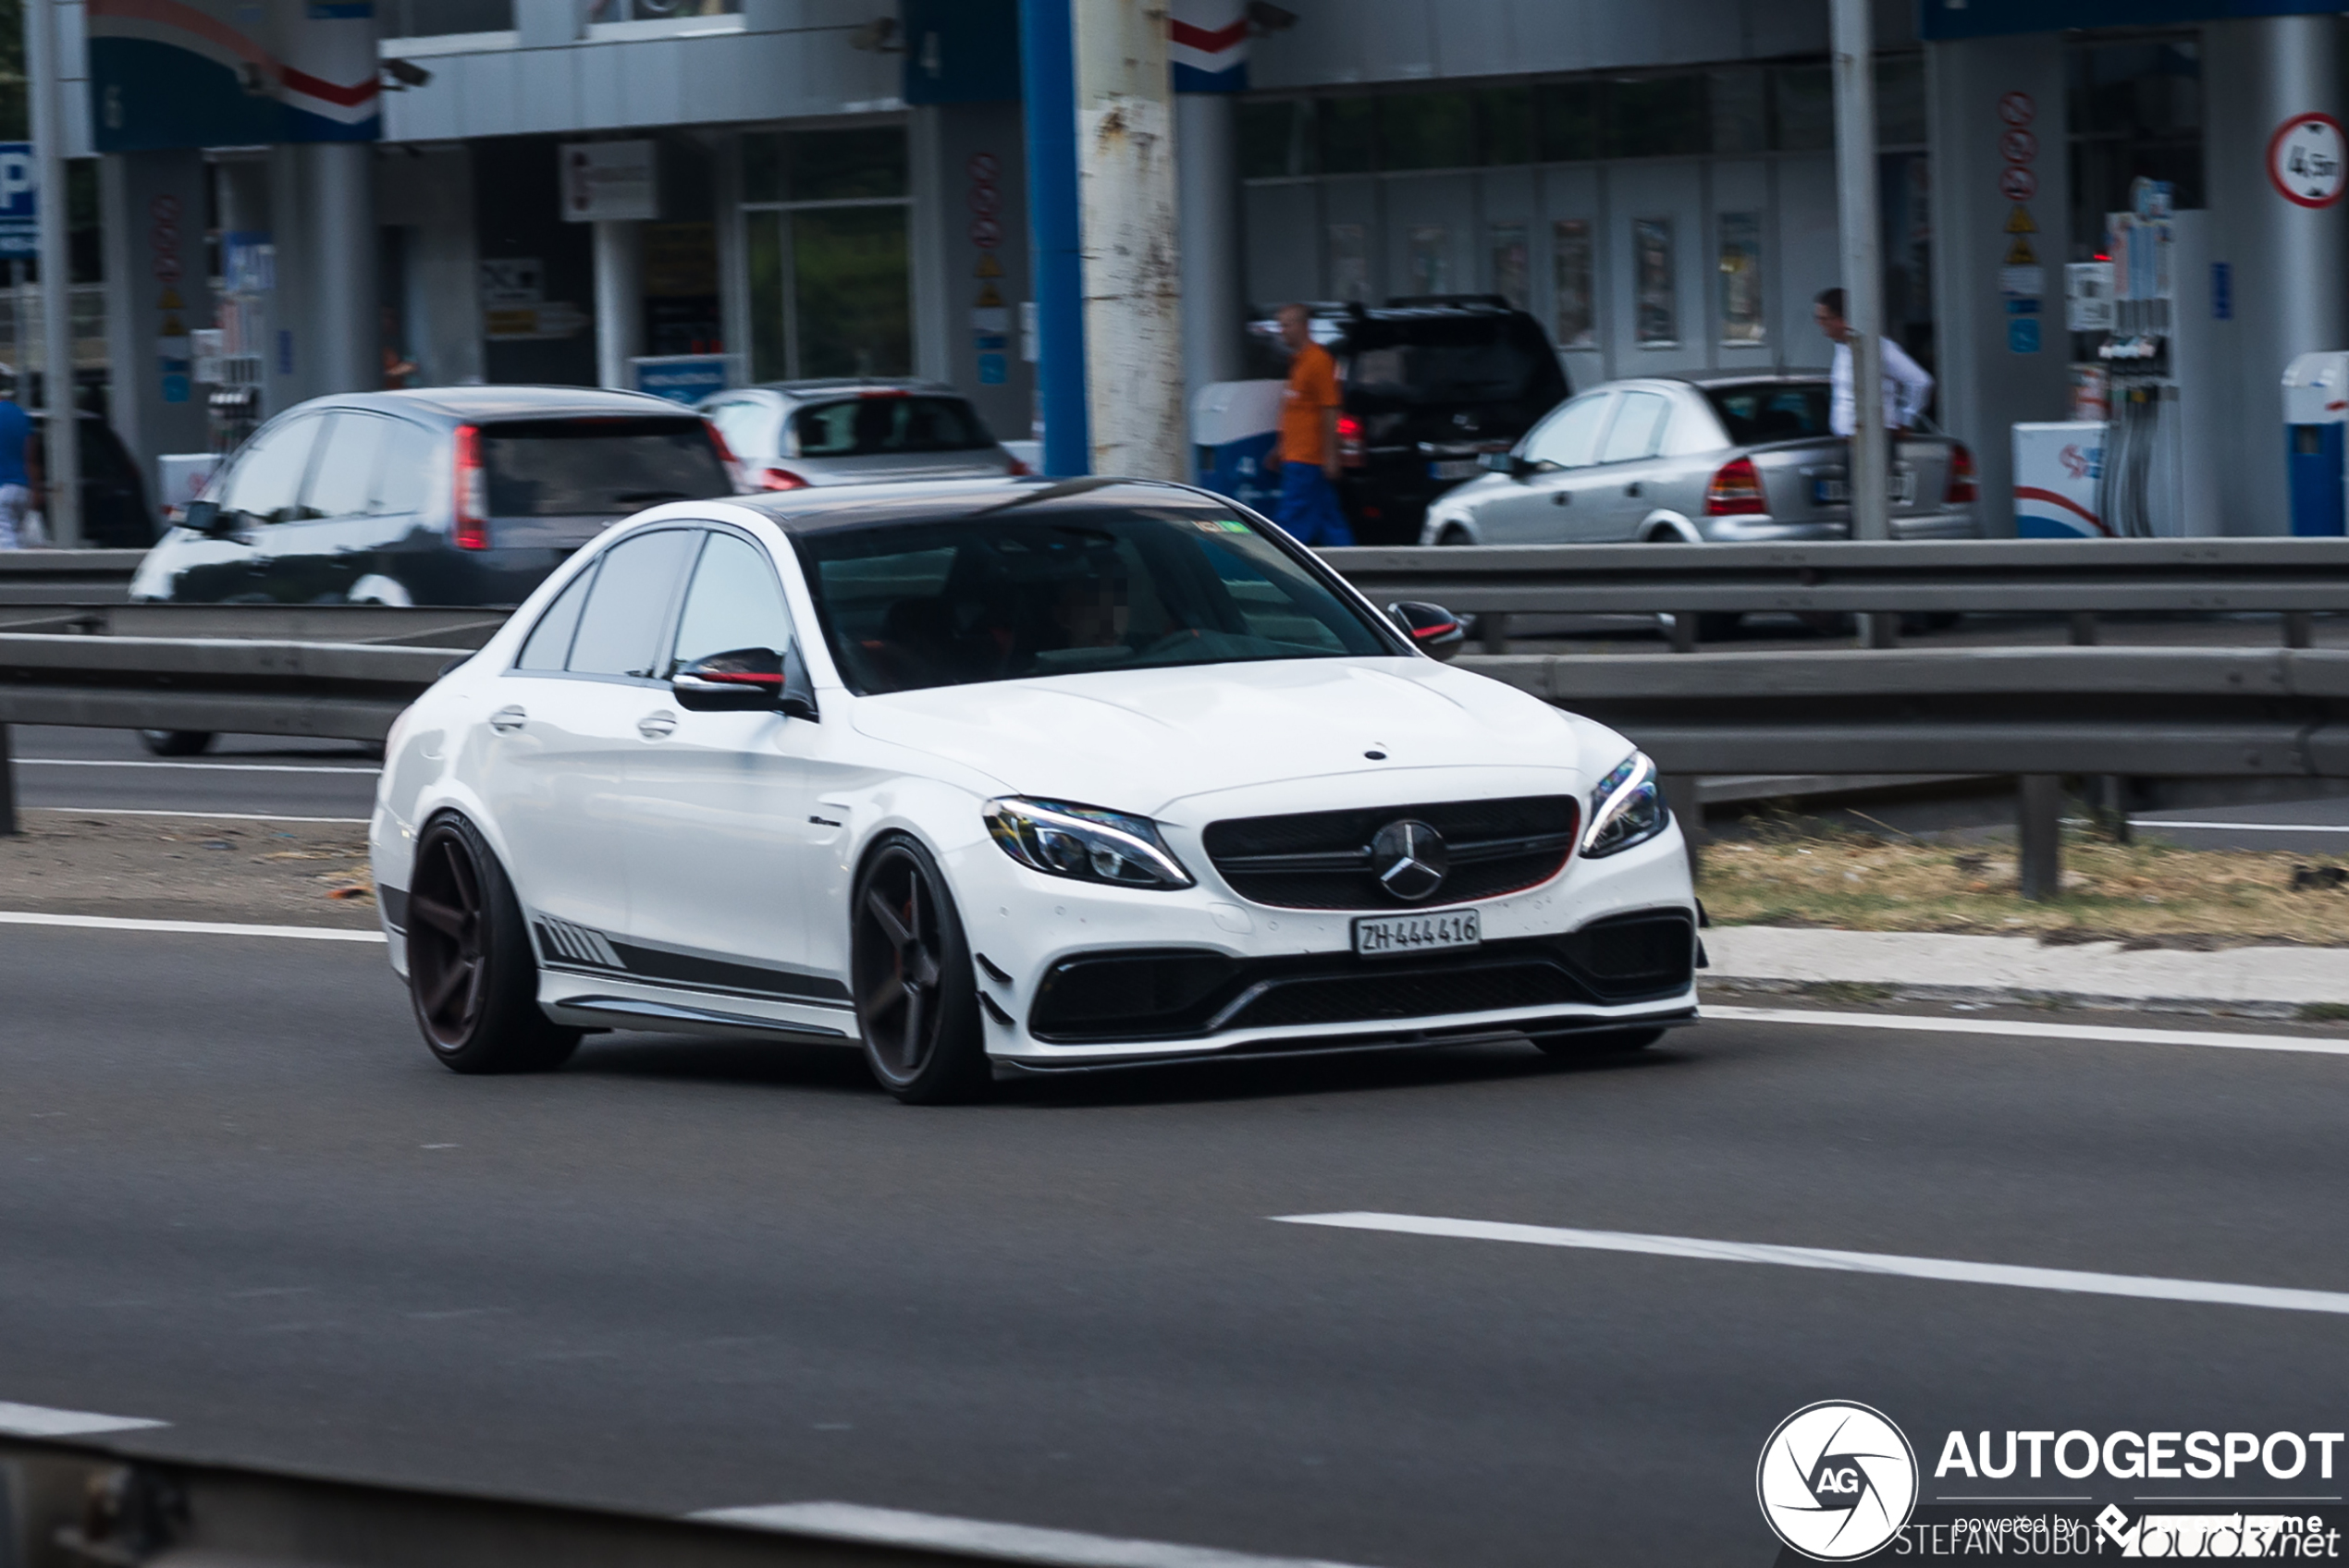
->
[6, 925, 2349, 1565]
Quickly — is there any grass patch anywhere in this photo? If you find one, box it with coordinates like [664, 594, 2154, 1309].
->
[1798, 980, 1899, 1006]
[2299, 1002, 2349, 1023]
[1699, 820, 2349, 944]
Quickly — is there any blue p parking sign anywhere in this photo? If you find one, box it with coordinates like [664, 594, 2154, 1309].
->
[0, 143, 37, 259]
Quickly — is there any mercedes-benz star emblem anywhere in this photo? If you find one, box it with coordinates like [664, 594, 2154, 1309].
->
[1370, 819, 1449, 902]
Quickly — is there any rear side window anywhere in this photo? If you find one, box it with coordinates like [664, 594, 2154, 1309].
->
[480, 419, 731, 517]
[1705, 384, 1832, 447]
[565, 528, 700, 679]
[1599, 391, 1672, 463]
[218, 414, 326, 524]
[515, 561, 596, 672]
[303, 413, 390, 518]
[669, 533, 794, 674]
[791, 396, 993, 459]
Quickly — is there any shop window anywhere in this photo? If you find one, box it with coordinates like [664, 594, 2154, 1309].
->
[745, 212, 787, 382]
[1606, 76, 1707, 159]
[1319, 98, 1375, 176]
[1710, 68, 1767, 155]
[1489, 224, 1529, 312]
[1537, 81, 1600, 162]
[1770, 65, 1834, 152]
[381, 0, 513, 35]
[1631, 216, 1678, 348]
[1327, 224, 1370, 303]
[1480, 87, 1534, 166]
[1379, 91, 1475, 171]
[793, 208, 911, 377]
[584, 0, 740, 22]
[1239, 100, 1314, 179]
[1552, 218, 1595, 350]
[742, 128, 907, 205]
[1716, 211, 1765, 346]
[1407, 226, 1450, 296]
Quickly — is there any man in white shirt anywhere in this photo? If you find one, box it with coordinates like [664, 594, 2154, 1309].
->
[1814, 287, 1934, 435]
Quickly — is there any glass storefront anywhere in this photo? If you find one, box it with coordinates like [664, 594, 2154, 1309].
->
[739, 126, 913, 382]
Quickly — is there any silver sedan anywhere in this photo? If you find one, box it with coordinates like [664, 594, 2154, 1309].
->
[1420, 374, 1979, 546]
[698, 379, 1027, 493]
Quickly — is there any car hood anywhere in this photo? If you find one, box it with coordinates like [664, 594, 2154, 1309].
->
[846, 657, 1587, 814]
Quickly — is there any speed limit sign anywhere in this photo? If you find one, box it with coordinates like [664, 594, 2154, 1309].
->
[2269, 113, 2346, 208]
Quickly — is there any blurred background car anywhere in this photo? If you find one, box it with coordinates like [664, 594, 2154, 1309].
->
[697, 379, 1025, 492]
[31, 409, 158, 548]
[1421, 374, 1979, 548]
[1216, 297, 1569, 546]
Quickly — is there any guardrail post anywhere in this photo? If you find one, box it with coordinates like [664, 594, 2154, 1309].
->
[2018, 775, 2062, 900]
[0, 722, 16, 836]
[1669, 613, 1697, 654]
[1857, 612, 1899, 649]
[1478, 613, 1510, 655]
[2285, 612, 2314, 649]
[2070, 613, 2098, 646]
[1662, 774, 1703, 877]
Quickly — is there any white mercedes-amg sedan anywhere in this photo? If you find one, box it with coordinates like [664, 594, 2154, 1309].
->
[370, 477, 1698, 1102]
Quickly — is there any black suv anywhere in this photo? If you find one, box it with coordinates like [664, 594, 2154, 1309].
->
[1243, 297, 1568, 545]
[129, 386, 735, 609]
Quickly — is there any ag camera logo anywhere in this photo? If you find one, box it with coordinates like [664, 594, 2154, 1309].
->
[1758, 1401, 1920, 1561]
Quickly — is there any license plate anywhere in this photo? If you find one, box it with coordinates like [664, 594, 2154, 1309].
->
[1353, 908, 1482, 958]
[1430, 459, 1481, 480]
[1813, 469, 1915, 506]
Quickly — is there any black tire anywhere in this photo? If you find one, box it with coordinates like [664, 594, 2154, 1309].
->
[139, 729, 214, 756]
[1530, 1026, 1666, 1058]
[850, 835, 990, 1104]
[404, 814, 580, 1073]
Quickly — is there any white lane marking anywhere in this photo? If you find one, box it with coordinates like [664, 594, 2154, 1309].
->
[18, 758, 378, 774]
[1274, 1213, 2349, 1317]
[693, 1503, 1383, 1568]
[1703, 1004, 2349, 1058]
[2131, 818, 2349, 834]
[0, 1399, 168, 1437]
[26, 807, 370, 824]
[0, 911, 385, 943]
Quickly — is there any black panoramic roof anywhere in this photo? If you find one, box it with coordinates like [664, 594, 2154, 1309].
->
[732, 476, 1226, 537]
[309, 386, 696, 424]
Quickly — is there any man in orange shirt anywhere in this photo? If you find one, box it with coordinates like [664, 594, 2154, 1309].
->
[1261, 303, 1354, 546]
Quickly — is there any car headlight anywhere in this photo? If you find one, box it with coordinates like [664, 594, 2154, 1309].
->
[983, 798, 1195, 890]
[1581, 751, 1669, 858]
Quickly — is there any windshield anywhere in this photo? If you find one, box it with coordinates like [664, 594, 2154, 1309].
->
[796, 507, 1398, 695]
[792, 395, 995, 458]
[481, 418, 732, 516]
[1704, 383, 1834, 447]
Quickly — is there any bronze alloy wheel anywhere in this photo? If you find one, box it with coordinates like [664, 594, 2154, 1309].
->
[404, 815, 580, 1073]
[850, 837, 990, 1103]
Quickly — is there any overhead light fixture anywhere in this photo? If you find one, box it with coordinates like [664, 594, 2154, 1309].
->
[383, 56, 432, 90]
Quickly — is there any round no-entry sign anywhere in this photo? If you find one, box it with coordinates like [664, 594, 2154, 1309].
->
[1998, 91, 2035, 127]
[2269, 113, 2346, 208]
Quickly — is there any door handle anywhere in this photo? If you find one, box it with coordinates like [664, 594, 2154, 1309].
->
[1551, 492, 1570, 506]
[1625, 482, 1643, 497]
[637, 711, 678, 741]
[488, 704, 526, 733]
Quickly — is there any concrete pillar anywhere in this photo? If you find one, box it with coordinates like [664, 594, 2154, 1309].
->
[2203, 14, 2345, 536]
[267, 146, 311, 410]
[98, 150, 213, 495]
[1925, 33, 2070, 536]
[306, 141, 375, 396]
[594, 219, 643, 391]
[1074, 0, 1185, 480]
[1176, 91, 1244, 406]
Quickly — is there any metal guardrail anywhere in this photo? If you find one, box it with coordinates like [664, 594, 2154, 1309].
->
[0, 633, 452, 742]
[0, 549, 146, 605]
[1, 1433, 1017, 1567]
[1321, 538, 2349, 650]
[0, 603, 509, 646]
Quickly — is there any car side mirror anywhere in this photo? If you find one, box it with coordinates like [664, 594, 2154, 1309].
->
[671, 645, 821, 720]
[1387, 601, 1466, 661]
[182, 497, 224, 535]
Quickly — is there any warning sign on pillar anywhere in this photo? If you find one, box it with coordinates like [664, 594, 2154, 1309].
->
[2268, 113, 2346, 209]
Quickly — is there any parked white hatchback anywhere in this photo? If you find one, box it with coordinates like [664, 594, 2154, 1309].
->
[370, 477, 1698, 1102]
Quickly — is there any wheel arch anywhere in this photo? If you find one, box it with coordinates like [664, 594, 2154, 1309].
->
[1636, 510, 1703, 543]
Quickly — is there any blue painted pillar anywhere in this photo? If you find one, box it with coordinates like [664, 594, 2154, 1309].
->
[1019, 0, 1089, 476]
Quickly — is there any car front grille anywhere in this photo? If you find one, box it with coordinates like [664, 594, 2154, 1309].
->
[1027, 911, 1695, 1044]
[1200, 795, 1579, 910]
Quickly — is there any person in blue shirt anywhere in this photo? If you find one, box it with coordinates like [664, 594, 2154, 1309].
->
[0, 379, 37, 548]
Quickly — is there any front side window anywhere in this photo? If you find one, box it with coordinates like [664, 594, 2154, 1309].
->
[790, 397, 993, 459]
[1524, 393, 1613, 469]
[217, 414, 326, 525]
[797, 508, 1396, 697]
[669, 532, 793, 674]
[565, 528, 700, 679]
